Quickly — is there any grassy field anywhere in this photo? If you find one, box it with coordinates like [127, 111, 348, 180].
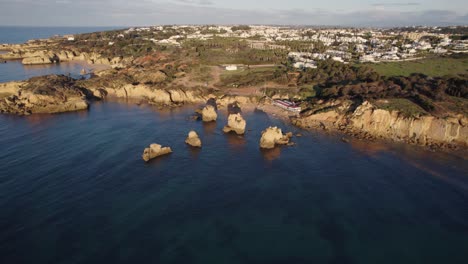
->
[373, 98, 428, 117]
[219, 67, 277, 87]
[364, 55, 468, 77]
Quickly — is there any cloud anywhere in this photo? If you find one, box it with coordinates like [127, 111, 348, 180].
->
[174, 0, 214, 5]
[371, 2, 421, 7]
[0, 0, 466, 27]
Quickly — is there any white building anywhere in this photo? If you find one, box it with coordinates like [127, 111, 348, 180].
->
[225, 65, 238, 71]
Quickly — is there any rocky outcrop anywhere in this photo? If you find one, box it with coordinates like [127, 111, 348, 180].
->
[185, 131, 202, 147]
[0, 81, 23, 96]
[0, 75, 92, 115]
[217, 95, 258, 108]
[349, 101, 468, 147]
[85, 83, 206, 106]
[259, 126, 292, 149]
[142, 144, 172, 162]
[129, 69, 167, 84]
[293, 101, 468, 149]
[0, 46, 123, 67]
[223, 113, 247, 135]
[22, 56, 52, 65]
[201, 105, 217, 122]
[21, 51, 59, 65]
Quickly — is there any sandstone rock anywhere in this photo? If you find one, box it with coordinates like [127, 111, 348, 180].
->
[142, 143, 172, 162]
[202, 105, 217, 122]
[259, 126, 291, 149]
[223, 113, 247, 135]
[22, 56, 52, 65]
[293, 100, 468, 148]
[185, 131, 202, 147]
[0, 75, 92, 114]
[131, 70, 167, 84]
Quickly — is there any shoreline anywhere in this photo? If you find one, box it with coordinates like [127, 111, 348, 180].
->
[94, 98, 468, 159]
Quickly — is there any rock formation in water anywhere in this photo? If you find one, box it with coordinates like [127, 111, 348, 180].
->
[259, 126, 292, 149]
[201, 105, 217, 122]
[185, 130, 202, 147]
[0, 75, 92, 115]
[223, 113, 247, 135]
[142, 144, 172, 162]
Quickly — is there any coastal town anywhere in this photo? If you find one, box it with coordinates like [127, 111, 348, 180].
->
[1, 25, 467, 68]
[92, 25, 468, 67]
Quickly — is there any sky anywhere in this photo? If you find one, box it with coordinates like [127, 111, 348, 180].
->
[0, 0, 467, 27]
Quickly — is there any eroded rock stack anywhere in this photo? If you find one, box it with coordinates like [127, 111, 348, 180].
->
[223, 113, 247, 135]
[259, 126, 293, 149]
[142, 144, 172, 162]
[201, 105, 217, 122]
[185, 131, 202, 147]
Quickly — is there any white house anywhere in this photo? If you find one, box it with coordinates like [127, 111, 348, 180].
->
[226, 65, 238, 71]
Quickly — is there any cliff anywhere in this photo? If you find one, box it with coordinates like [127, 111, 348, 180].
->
[293, 101, 468, 149]
[0, 46, 125, 67]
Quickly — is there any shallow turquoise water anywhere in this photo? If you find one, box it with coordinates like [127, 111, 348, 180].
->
[0, 101, 467, 264]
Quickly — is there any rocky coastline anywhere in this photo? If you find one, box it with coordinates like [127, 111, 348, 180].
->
[0, 38, 467, 154]
[292, 100, 468, 152]
[1, 73, 467, 153]
[0, 43, 126, 67]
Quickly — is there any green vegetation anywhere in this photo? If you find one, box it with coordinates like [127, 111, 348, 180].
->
[231, 26, 251, 32]
[219, 67, 277, 87]
[189, 65, 212, 83]
[365, 55, 468, 77]
[373, 98, 428, 117]
[183, 37, 288, 65]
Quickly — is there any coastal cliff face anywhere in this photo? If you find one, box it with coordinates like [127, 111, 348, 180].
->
[293, 101, 468, 149]
[0, 47, 125, 67]
[0, 71, 261, 114]
[86, 83, 207, 105]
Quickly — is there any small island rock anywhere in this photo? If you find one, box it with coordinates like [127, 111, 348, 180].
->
[201, 105, 217, 122]
[223, 113, 247, 135]
[142, 143, 172, 162]
[185, 130, 202, 147]
[259, 126, 292, 149]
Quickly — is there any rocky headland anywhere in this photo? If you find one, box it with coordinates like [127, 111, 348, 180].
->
[292, 100, 468, 150]
[0, 42, 126, 68]
[0, 75, 93, 115]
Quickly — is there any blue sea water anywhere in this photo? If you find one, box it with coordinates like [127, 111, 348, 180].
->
[0, 60, 90, 83]
[0, 26, 121, 82]
[0, 102, 467, 264]
[0, 26, 122, 44]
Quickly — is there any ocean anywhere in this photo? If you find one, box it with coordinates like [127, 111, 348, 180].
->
[1, 102, 467, 264]
[0, 26, 122, 44]
[0, 28, 468, 264]
[0, 26, 122, 82]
